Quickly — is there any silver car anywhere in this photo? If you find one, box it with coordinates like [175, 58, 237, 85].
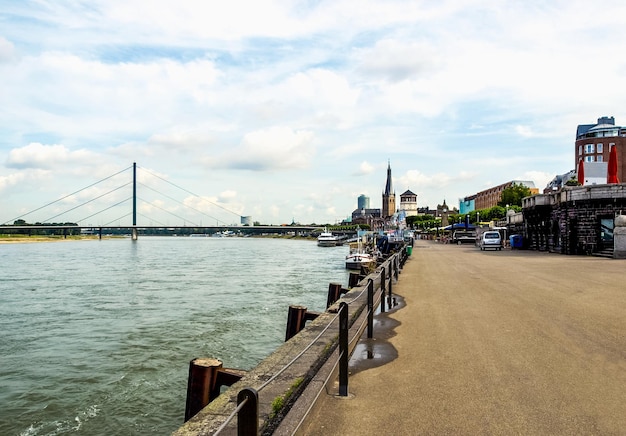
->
[480, 231, 502, 251]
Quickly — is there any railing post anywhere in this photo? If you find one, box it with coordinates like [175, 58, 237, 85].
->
[394, 254, 399, 280]
[388, 262, 393, 305]
[237, 387, 258, 436]
[338, 302, 349, 396]
[380, 268, 386, 313]
[367, 279, 374, 339]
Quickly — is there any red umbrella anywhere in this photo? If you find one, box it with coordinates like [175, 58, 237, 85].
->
[577, 158, 585, 185]
[607, 145, 620, 184]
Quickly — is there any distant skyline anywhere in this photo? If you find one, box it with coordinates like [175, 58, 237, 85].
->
[2, 1, 626, 225]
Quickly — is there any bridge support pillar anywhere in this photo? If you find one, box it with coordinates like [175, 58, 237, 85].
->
[132, 227, 138, 241]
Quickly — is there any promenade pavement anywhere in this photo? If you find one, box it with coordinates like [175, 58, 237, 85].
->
[301, 239, 626, 435]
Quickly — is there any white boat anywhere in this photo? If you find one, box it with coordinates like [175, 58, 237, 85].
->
[317, 228, 339, 247]
[345, 240, 376, 270]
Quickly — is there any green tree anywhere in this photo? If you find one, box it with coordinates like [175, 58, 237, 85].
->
[498, 183, 532, 207]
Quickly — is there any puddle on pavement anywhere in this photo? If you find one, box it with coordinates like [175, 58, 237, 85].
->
[347, 294, 406, 375]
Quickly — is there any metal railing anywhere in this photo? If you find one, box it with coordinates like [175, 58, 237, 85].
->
[196, 248, 408, 435]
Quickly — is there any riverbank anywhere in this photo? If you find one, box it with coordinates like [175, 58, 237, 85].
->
[0, 235, 110, 243]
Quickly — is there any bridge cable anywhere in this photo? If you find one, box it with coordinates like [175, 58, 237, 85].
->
[136, 196, 200, 227]
[2, 165, 132, 225]
[137, 166, 241, 218]
[102, 212, 133, 227]
[77, 197, 133, 225]
[42, 182, 132, 223]
[137, 182, 227, 226]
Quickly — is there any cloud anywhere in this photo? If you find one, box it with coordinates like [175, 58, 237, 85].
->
[0, 37, 15, 62]
[352, 161, 375, 176]
[214, 127, 315, 171]
[6, 143, 97, 169]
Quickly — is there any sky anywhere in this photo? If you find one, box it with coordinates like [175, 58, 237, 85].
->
[2, 0, 626, 226]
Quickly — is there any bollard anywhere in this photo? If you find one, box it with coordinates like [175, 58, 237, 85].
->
[184, 358, 223, 422]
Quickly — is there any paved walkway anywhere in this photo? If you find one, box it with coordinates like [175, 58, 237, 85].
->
[302, 240, 626, 435]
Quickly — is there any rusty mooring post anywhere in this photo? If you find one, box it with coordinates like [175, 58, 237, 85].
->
[348, 272, 361, 288]
[285, 305, 320, 341]
[185, 358, 223, 422]
[184, 358, 246, 422]
[327, 282, 349, 308]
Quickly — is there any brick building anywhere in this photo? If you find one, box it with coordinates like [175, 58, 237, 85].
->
[473, 180, 539, 210]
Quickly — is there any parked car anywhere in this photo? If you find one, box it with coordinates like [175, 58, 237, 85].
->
[479, 231, 503, 250]
[453, 230, 476, 245]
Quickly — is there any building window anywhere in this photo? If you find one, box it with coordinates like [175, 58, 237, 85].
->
[597, 143, 603, 153]
[597, 155, 603, 162]
[585, 144, 594, 154]
[578, 145, 582, 155]
[585, 156, 593, 162]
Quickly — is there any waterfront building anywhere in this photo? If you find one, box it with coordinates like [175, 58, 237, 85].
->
[523, 184, 626, 256]
[473, 180, 538, 210]
[382, 161, 396, 218]
[357, 194, 370, 210]
[241, 216, 252, 226]
[575, 116, 626, 182]
[398, 189, 418, 217]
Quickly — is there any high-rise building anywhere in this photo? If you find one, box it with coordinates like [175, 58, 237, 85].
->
[357, 194, 370, 210]
[382, 161, 396, 218]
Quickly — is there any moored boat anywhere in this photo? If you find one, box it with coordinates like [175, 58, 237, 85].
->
[317, 228, 339, 247]
[345, 239, 376, 270]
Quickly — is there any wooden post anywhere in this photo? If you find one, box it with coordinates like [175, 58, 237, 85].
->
[184, 358, 223, 422]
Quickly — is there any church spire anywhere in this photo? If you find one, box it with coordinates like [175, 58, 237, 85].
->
[382, 159, 396, 219]
[384, 160, 393, 196]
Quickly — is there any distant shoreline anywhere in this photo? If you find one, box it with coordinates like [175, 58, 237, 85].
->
[0, 234, 316, 244]
[0, 235, 110, 244]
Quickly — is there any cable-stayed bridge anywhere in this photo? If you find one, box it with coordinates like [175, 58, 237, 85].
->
[1, 163, 321, 239]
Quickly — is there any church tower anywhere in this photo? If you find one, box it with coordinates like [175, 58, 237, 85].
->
[382, 160, 396, 218]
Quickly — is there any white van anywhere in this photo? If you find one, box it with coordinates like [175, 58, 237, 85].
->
[479, 231, 502, 251]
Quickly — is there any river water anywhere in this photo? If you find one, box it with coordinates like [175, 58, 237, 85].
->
[0, 237, 349, 435]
